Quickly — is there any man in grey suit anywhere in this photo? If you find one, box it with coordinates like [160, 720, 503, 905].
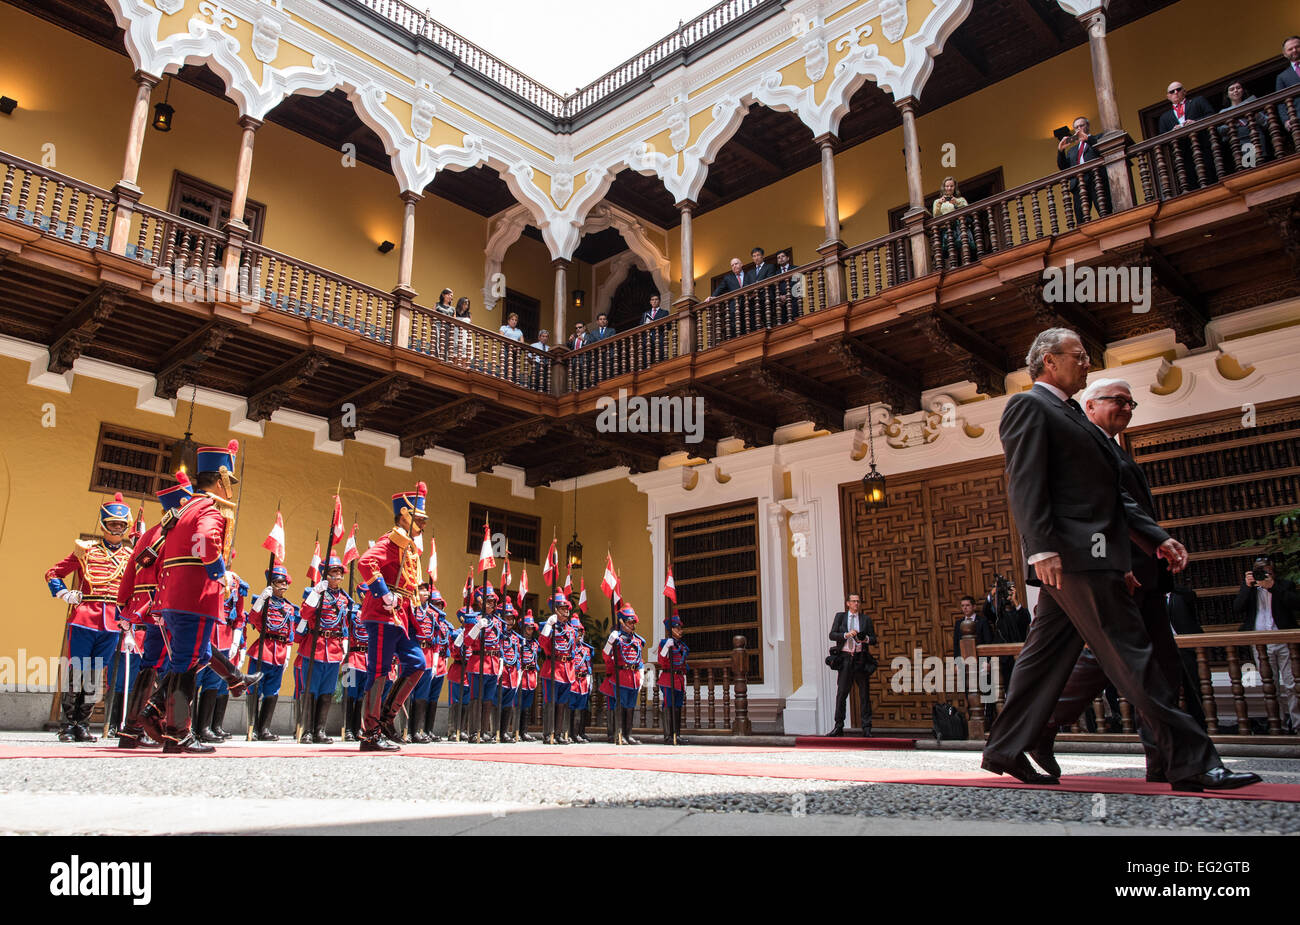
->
[1276, 35, 1300, 130]
[983, 328, 1258, 791]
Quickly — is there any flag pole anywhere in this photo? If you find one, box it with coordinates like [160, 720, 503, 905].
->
[609, 547, 621, 746]
[297, 487, 342, 743]
[248, 497, 281, 740]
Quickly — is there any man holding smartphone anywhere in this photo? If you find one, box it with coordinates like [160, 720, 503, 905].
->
[1055, 116, 1108, 224]
[1234, 556, 1300, 732]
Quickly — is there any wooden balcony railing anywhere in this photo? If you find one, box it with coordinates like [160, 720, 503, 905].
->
[693, 259, 827, 352]
[0, 151, 114, 252]
[129, 202, 226, 276]
[843, 228, 914, 302]
[408, 304, 556, 392]
[240, 242, 395, 344]
[963, 625, 1300, 743]
[1131, 85, 1300, 204]
[522, 634, 752, 736]
[562, 312, 682, 393]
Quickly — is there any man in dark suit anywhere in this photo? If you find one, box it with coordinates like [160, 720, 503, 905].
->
[566, 321, 590, 389]
[1157, 82, 1218, 189]
[1275, 36, 1300, 130]
[640, 294, 670, 363]
[748, 247, 777, 284]
[1233, 555, 1300, 732]
[983, 328, 1258, 791]
[1055, 116, 1110, 224]
[588, 312, 616, 342]
[827, 592, 877, 737]
[773, 250, 801, 323]
[1032, 377, 1208, 780]
[952, 594, 997, 728]
[709, 257, 748, 340]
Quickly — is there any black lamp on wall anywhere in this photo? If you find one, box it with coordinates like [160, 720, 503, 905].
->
[152, 76, 175, 132]
[0, 96, 17, 116]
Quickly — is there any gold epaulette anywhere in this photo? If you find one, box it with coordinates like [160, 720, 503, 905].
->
[73, 539, 97, 560]
[202, 491, 237, 512]
[386, 526, 412, 549]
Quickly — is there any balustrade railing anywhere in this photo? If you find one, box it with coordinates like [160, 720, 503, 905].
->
[964, 627, 1300, 742]
[0, 151, 114, 251]
[1131, 84, 1300, 204]
[842, 228, 914, 301]
[240, 242, 395, 343]
[128, 202, 225, 277]
[563, 313, 681, 393]
[693, 260, 826, 352]
[408, 305, 555, 393]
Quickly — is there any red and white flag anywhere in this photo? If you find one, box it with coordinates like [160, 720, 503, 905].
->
[340, 523, 359, 567]
[518, 567, 528, 603]
[330, 494, 344, 545]
[131, 504, 146, 544]
[500, 556, 512, 592]
[542, 538, 558, 587]
[578, 577, 589, 614]
[462, 567, 474, 605]
[478, 523, 496, 573]
[563, 571, 573, 597]
[306, 540, 322, 584]
[600, 552, 617, 598]
[262, 511, 286, 564]
[428, 535, 437, 582]
[663, 564, 677, 604]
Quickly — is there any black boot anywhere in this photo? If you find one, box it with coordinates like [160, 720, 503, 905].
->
[163, 669, 215, 754]
[427, 698, 442, 742]
[578, 710, 591, 743]
[672, 707, 684, 746]
[607, 703, 617, 743]
[486, 701, 499, 744]
[208, 649, 263, 698]
[71, 691, 97, 742]
[518, 701, 535, 742]
[557, 705, 572, 745]
[359, 681, 398, 752]
[106, 689, 124, 738]
[340, 694, 355, 741]
[623, 708, 640, 745]
[380, 672, 423, 743]
[196, 689, 222, 743]
[542, 696, 555, 745]
[119, 666, 162, 749]
[467, 698, 482, 744]
[255, 695, 280, 741]
[662, 704, 672, 744]
[447, 700, 461, 742]
[501, 706, 517, 743]
[313, 693, 334, 744]
[409, 699, 430, 743]
[299, 695, 317, 744]
[211, 694, 232, 740]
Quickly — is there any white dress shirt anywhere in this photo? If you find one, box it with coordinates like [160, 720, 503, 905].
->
[842, 612, 861, 654]
[1255, 587, 1277, 632]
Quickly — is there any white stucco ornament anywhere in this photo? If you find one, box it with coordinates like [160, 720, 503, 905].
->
[879, 0, 909, 43]
[411, 97, 436, 142]
[155, 0, 183, 14]
[551, 171, 574, 207]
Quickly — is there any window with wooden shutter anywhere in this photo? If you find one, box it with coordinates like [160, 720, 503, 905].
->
[90, 424, 190, 499]
[466, 504, 541, 565]
[167, 171, 266, 241]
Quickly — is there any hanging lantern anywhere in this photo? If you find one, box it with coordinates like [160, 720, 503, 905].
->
[861, 411, 887, 512]
[565, 476, 582, 569]
[152, 76, 175, 133]
[167, 384, 199, 475]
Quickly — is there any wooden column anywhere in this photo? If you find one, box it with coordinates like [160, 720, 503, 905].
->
[674, 200, 698, 353]
[552, 257, 571, 344]
[815, 134, 846, 306]
[896, 97, 930, 276]
[1079, 8, 1136, 212]
[109, 70, 161, 254]
[391, 190, 421, 348]
[222, 115, 262, 290]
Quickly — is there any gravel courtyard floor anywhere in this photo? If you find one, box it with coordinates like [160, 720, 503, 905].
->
[1, 733, 1296, 835]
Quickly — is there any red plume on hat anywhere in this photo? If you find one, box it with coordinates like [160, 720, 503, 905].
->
[114, 492, 123, 502]
[417, 481, 427, 496]
[175, 471, 191, 486]
[227, 440, 239, 455]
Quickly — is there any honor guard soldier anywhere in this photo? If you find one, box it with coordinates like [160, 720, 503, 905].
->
[464, 584, 503, 743]
[602, 605, 646, 745]
[657, 613, 689, 745]
[153, 442, 242, 754]
[407, 582, 439, 743]
[446, 606, 473, 742]
[246, 565, 297, 740]
[540, 593, 576, 745]
[568, 617, 593, 743]
[516, 612, 540, 742]
[195, 576, 248, 742]
[116, 474, 195, 749]
[427, 588, 453, 741]
[356, 482, 430, 751]
[298, 556, 351, 744]
[46, 492, 134, 742]
[498, 599, 522, 743]
[341, 594, 367, 741]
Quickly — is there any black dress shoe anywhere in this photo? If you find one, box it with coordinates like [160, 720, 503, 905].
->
[1146, 768, 1168, 783]
[359, 733, 400, 752]
[826, 725, 844, 738]
[981, 753, 1060, 785]
[1170, 766, 1261, 792]
[861, 727, 873, 738]
[1028, 747, 1061, 779]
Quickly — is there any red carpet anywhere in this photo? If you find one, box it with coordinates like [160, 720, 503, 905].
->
[794, 736, 916, 750]
[1, 743, 1295, 801]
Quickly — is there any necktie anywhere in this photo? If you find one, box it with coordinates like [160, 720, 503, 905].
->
[1175, 102, 1185, 121]
[1077, 142, 1086, 164]
[1065, 397, 1087, 419]
[1294, 62, 1300, 76]
[736, 273, 743, 286]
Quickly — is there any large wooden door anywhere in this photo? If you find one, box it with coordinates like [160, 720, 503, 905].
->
[839, 457, 1024, 728]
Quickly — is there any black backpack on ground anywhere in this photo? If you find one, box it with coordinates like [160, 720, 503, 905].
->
[931, 702, 968, 742]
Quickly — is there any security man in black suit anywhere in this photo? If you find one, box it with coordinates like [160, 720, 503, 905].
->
[983, 328, 1258, 791]
[1055, 116, 1110, 223]
[827, 592, 876, 737]
[1032, 377, 1208, 781]
[748, 247, 777, 284]
[1276, 36, 1300, 129]
[1157, 81, 1218, 189]
[640, 294, 670, 363]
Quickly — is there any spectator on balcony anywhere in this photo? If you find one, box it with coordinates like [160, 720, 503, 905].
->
[749, 247, 777, 283]
[452, 297, 473, 369]
[1274, 36, 1300, 131]
[432, 287, 455, 359]
[640, 294, 670, 364]
[529, 329, 550, 392]
[434, 288, 455, 316]
[931, 177, 969, 267]
[710, 257, 749, 339]
[1233, 556, 1300, 733]
[499, 312, 524, 384]
[589, 312, 616, 342]
[774, 249, 801, 323]
[1219, 81, 1271, 163]
[567, 321, 590, 390]
[1056, 116, 1110, 224]
[1157, 82, 1218, 189]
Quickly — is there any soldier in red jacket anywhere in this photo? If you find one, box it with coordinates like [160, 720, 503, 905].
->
[568, 617, 594, 743]
[540, 593, 576, 745]
[446, 605, 474, 741]
[427, 588, 453, 741]
[116, 474, 194, 749]
[355, 482, 430, 751]
[297, 556, 351, 744]
[657, 612, 689, 746]
[407, 582, 438, 743]
[464, 583, 504, 743]
[498, 598, 522, 743]
[153, 442, 242, 754]
[46, 492, 134, 741]
[341, 592, 367, 741]
[516, 611, 540, 742]
[602, 604, 646, 745]
[246, 565, 297, 740]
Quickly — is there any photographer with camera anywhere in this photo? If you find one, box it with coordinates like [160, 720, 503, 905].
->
[826, 593, 877, 737]
[1234, 555, 1300, 732]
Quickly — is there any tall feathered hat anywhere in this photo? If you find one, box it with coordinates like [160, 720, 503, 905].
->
[392, 481, 428, 520]
[99, 491, 131, 525]
[155, 471, 193, 513]
[196, 440, 240, 483]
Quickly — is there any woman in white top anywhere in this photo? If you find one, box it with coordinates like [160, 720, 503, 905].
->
[453, 297, 473, 369]
[499, 311, 524, 382]
[433, 288, 454, 359]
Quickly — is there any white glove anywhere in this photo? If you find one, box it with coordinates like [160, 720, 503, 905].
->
[224, 572, 238, 595]
[305, 590, 321, 608]
[468, 621, 483, 640]
[58, 589, 83, 606]
[453, 630, 465, 646]
[227, 643, 239, 661]
[122, 634, 138, 654]
[382, 591, 398, 611]
[231, 628, 243, 651]
[546, 614, 558, 625]
[606, 630, 619, 644]
[313, 580, 329, 593]
[253, 587, 271, 612]
[296, 619, 308, 634]
[660, 639, 674, 656]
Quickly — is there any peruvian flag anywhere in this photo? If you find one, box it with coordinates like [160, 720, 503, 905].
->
[262, 511, 286, 564]
[306, 540, 322, 584]
[330, 494, 344, 545]
[663, 564, 677, 604]
[500, 556, 511, 593]
[462, 567, 474, 605]
[131, 504, 146, 544]
[478, 523, 496, 573]
[340, 523, 359, 567]
[518, 567, 528, 604]
[578, 577, 588, 614]
[541, 538, 558, 587]
[428, 535, 437, 582]
[600, 552, 617, 598]
[563, 571, 573, 597]
[414, 532, 424, 553]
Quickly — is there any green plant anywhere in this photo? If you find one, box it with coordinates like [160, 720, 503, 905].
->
[1237, 505, 1300, 583]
